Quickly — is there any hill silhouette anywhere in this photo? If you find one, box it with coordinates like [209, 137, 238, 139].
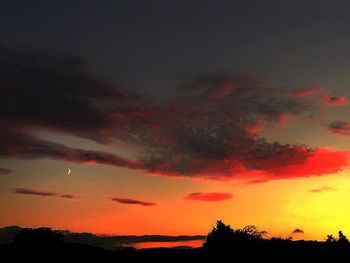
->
[1, 221, 350, 261]
[0, 226, 204, 250]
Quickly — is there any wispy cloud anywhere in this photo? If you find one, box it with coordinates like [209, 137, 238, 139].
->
[309, 186, 337, 193]
[111, 197, 157, 206]
[12, 188, 77, 199]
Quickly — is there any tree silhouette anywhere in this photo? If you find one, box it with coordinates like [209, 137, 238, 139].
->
[338, 231, 349, 244]
[325, 231, 349, 244]
[204, 220, 267, 249]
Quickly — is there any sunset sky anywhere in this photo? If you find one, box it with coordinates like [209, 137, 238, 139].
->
[2, 1, 350, 241]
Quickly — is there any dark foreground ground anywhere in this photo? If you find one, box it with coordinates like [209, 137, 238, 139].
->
[2, 222, 350, 261]
[2, 240, 350, 261]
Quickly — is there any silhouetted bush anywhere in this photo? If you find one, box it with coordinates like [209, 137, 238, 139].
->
[326, 231, 349, 245]
[203, 220, 267, 250]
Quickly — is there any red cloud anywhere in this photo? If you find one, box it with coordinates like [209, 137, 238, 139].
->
[244, 148, 350, 183]
[321, 96, 349, 106]
[110, 197, 157, 206]
[184, 192, 232, 201]
[328, 121, 350, 136]
[293, 86, 328, 97]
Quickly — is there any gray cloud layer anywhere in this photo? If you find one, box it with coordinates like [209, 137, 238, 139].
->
[1, 47, 349, 182]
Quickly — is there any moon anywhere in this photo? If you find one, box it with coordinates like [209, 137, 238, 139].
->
[67, 168, 71, 175]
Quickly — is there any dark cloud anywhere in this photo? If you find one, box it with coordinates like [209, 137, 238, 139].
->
[0, 168, 11, 175]
[60, 194, 75, 199]
[12, 188, 77, 199]
[292, 228, 304, 234]
[124, 74, 349, 181]
[309, 186, 337, 193]
[328, 121, 350, 136]
[0, 131, 144, 169]
[184, 192, 232, 201]
[0, 46, 140, 143]
[1, 48, 350, 182]
[110, 197, 157, 206]
[321, 96, 349, 106]
[13, 188, 56, 197]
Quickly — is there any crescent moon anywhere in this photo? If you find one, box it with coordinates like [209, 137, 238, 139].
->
[67, 168, 71, 175]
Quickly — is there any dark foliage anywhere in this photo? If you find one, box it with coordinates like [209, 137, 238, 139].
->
[204, 220, 266, 249]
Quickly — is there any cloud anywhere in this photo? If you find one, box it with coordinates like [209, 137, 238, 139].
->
[130, 74, 321, 178]
[0, 168, 11, 175]
[328, 121, 350, 136]
[293, 87, 348, 106]
[13, 188, 55, 197]
[184, 192, 232, 201]
[12, 188, 77, 199]
[309, 186, 337, 193]
[321, 96, 349, 106]
[1, 47, 350, 182]
[0, 131, 144, 169]
[110, 197, 157, 206]
[131, 75, 349, 180]
[293, 86, 328, 97]
[60, 194, 76, 199]
[0, 46, 140, 143]
[244, 148, 350, 184]
[292, 228, 304, 234]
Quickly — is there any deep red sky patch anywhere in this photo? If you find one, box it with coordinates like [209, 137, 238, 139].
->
[244, 148, 350, 183]
[184, 192, 233, 201]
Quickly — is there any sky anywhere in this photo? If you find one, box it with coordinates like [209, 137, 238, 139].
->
[1, 0, 350, 241]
